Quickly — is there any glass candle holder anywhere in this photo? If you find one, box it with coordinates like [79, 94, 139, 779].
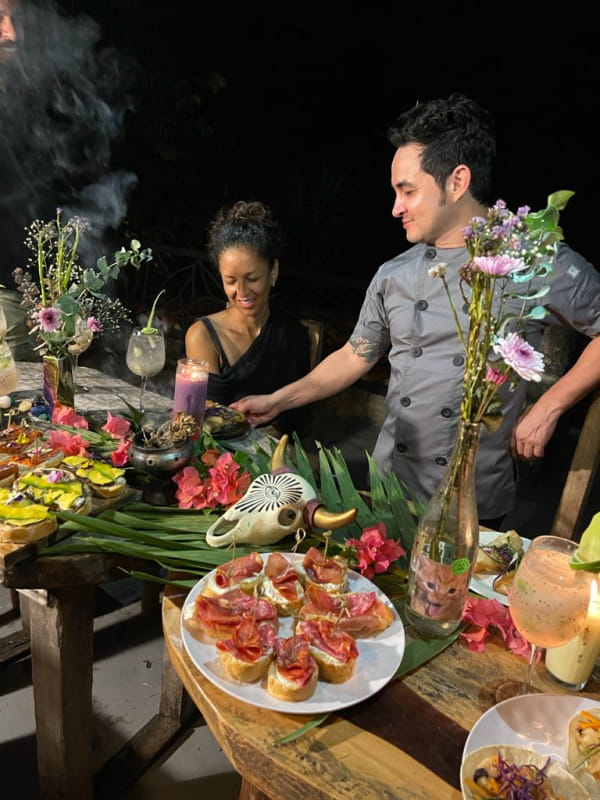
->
[545, 576, 600, 691]
[172, 358, 209, 426]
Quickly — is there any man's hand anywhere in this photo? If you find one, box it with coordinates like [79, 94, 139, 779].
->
[231, 395, 278, 427]
[511, 403, 559, 460]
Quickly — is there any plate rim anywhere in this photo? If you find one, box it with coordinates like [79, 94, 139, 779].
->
[180, 550, 405, 715]
[462, 692, 600, 765]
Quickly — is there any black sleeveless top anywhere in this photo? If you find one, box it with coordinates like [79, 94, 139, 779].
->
[198, 310, 311, 436]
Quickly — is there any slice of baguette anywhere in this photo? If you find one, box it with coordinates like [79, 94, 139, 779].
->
[0, 501, 58, 543]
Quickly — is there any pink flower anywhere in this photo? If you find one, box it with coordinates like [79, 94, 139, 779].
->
[110, 438, 131, 467]
[346, 522, 405, 579]
[485, 367, 508, 386]
[493, 332, 544, 382]
[52, 404, 89, 428]
[460, 596, 539, 661]
[173, 466, 209, 509]
[206, 452, 251, 507]
[86, 316, 102, 332]
[472, 255, 525, 276]
[36, 306, 62, 332]
[102, 412, 131, 438]
[47, 429, 90, 457]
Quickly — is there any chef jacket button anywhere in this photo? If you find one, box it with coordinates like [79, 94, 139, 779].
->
[396, 443, 407, 453]
[400, 396, 411, 407]
[453, 355, 465, 366]
[415, 299, 429, 311]
[410, 346, 423, 358]
[435, 456, 448, 466]
[440, 407, 453, 418]
[424, 248, 437, 260]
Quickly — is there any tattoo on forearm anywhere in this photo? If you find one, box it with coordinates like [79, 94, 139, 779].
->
[349, 333, 380, 363]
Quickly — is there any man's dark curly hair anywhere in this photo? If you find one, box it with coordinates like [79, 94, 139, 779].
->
[387, 93, 496, 204]
[207, 200, 283, 268]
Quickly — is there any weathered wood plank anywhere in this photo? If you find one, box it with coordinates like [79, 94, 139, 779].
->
[28, 585, 95, 800]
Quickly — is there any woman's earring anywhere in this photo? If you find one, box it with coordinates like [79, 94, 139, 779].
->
[271, 281, 276, 288]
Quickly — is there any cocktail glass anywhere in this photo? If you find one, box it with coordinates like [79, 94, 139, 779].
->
[126, 327, 166, 413]
[496, 535, 592, 701]
[0, 341, 17, 396]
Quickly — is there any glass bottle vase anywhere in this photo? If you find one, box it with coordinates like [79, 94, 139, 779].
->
[42, 354, 74, 415]
[404, 420, 481, 637]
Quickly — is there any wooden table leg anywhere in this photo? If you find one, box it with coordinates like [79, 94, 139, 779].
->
[28, 585, 95, 800]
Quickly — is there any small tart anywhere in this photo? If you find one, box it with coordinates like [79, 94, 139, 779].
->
[14, 468, 92, 514]
[61, 456, 127, 498]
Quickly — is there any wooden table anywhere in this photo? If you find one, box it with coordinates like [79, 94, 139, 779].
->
[162, 583, 600, 800]
[0, 362, 196, 800]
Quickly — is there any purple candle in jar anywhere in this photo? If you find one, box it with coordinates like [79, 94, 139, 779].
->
[172, 358, 208, 425]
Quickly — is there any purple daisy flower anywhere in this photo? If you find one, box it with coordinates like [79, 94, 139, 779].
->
[37, 306, 63, 332]
[493, 332, 544, 382]
[472, 255, 525, 276]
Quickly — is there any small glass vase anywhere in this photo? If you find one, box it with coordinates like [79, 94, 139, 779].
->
[404, 420, 481, 637]
[42, 354, 74, 415]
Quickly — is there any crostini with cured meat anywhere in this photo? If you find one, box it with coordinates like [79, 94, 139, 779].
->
[302, 546, 348, 594]
[260, 552, 305, 616]
[183, 587, 279, 641]
[216, 617, 276, 682]
[203, 552, 265, 597]
[298, 584, 394, 637]
[297, 618, 359, 683]
[266, 633, 319, 701]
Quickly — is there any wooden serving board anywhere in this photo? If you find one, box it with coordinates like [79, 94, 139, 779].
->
[0, 485, 139, 574]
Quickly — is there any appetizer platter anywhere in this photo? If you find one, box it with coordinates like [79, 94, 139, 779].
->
[469, 529, 531, 606]
[181, 550, 405, 714]
[0, 421, 132, 564]
[203, 400, 250, 440]
[462, 694, 600, 799]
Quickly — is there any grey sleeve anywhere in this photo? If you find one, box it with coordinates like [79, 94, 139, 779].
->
[348, 271, 392, 362]
[546, 245, 600, 337]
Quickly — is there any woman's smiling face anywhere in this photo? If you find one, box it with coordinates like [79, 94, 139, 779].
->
[218, 246, 277, 315]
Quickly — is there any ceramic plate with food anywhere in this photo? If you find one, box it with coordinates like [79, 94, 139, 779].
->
[566, 706, 600, 798]
[461, 744, 590, 799]
[469, 530, 531, 606]
[203, 400, 250, 440]
[180, 552, 405, 714]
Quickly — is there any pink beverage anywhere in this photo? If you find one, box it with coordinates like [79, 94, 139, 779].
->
[508, 541, 591, 649]
[172, 359, 208, 425]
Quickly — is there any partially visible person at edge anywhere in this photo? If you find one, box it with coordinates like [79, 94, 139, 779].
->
[0, 0, 35, 361]
[185, 200, 311, 436]
[232, 94, 600, 526]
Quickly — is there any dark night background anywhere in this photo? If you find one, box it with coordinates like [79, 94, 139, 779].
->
[5, 1, 599, 333]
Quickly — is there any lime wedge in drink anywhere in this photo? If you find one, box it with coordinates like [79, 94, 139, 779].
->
[569, 512, 600, 571]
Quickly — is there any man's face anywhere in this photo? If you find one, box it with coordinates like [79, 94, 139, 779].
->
[390, 142, 455, 246]
[0, 0, 18, 64]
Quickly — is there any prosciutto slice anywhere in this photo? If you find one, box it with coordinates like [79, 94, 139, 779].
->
[216, 618, 276, 662]
[273, 634, 317, 688]
[264, 552, 302, 602]
[194, 588, 278, 637]
[302, 546, 346, 587]
[298, 584, 392, 637]
[214, 552, 264, 589]
[297, 619, 358, 662]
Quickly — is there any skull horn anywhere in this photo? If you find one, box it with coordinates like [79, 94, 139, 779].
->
[270, 434, 289, 471]
[304, 499, 358, 530]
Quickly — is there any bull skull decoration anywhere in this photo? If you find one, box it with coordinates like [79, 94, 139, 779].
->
[205, 435, 357, 547]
